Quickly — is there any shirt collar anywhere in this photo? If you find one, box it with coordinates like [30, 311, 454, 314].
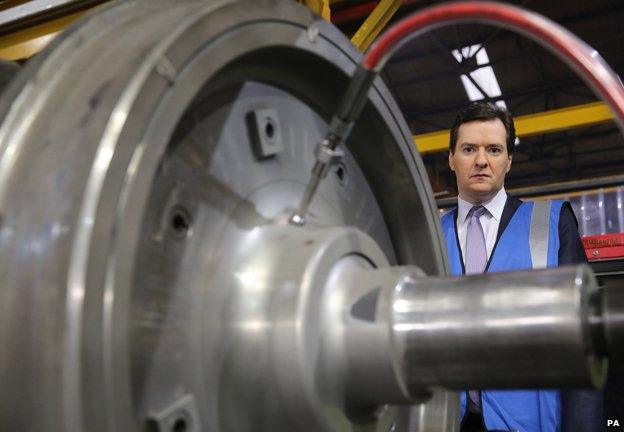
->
[457, 187, 507, 222]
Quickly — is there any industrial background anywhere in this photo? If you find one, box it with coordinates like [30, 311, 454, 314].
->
[0, 1, 623, 431]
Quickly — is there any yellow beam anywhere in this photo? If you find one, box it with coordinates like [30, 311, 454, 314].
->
[301, 0, 331, 21]
[414, 101, 616, 154]
[0, 11, 86, 60]
[351, 0, 402, 51]
[514, 101, 614, 136]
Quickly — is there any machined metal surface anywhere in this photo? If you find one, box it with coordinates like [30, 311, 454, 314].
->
[602, 285, 624, 361]
[0, 1, 449, 431]
[389, 266, 606, 391]
[320, 263, 608, 405]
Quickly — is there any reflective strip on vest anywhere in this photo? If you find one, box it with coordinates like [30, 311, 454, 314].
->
[530, 200, 552, 269]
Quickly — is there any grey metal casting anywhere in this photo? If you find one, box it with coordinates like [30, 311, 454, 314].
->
[0, 0, 450, 431]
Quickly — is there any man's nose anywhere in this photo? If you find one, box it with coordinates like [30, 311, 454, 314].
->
[474, 147, 488, 167]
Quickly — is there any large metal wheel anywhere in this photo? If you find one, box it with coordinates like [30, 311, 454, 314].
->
[0, 1, 450, 431]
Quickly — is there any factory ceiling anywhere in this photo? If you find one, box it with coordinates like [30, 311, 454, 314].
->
[333, 0, 624, 200]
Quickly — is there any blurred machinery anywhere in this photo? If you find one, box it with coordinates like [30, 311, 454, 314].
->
[0, 1, 622, 432]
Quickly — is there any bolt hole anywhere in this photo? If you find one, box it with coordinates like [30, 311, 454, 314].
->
[264, 120, 275, 140]
[335, 163, 348, 186]
[171, 207, 191, 238]
[171, 417, 188, 432]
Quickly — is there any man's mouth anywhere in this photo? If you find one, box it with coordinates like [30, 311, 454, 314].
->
[471, 174, 490, 179]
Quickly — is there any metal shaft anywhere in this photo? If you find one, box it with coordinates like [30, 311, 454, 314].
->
[337, 264, 609, 407]
[601, 284, 624, 360]
[392, 266, 606, 392]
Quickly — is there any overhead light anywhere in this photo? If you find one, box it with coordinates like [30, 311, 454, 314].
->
[451, 44, 506, 109]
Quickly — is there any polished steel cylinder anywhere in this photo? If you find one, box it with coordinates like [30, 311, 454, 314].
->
[385, 265, 607, 395]
[601, 285, 624, 360]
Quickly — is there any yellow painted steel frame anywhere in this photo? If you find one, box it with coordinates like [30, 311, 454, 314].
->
[301, 0, 331, 21]
[0, 11, 85, 60]
[351, 0, 403, 51]
[414, 101, 616, 154]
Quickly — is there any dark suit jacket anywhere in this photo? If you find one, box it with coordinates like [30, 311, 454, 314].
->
[501, 195, 600, 432]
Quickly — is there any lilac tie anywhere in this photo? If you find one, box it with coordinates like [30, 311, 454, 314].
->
[466, 205, 487, 413]
[465, 205, 488, 275]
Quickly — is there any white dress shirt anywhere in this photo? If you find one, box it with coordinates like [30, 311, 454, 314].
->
[456, 187, 508, 264]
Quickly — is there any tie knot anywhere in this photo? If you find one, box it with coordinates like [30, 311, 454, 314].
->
[469, 205, 487, 218]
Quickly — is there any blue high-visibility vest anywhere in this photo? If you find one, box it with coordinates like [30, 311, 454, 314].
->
[440, 199, 564, 432]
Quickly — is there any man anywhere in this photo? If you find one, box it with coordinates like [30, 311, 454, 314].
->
[440, 101, 602, 432]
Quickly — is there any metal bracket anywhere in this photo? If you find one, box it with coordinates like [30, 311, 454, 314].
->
[247, 108, 284, 159]
[146, 394, 200, 432]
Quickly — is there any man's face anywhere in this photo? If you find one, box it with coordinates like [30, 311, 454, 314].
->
[448, 118, 512, 204]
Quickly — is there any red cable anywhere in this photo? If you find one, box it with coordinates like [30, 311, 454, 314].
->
[362, 1, 624, 128]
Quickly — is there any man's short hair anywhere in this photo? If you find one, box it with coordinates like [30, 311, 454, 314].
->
[449, 101, 516, 155]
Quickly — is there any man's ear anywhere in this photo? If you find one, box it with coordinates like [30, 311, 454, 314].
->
[506, 154, 513, 173]
[448, 151, 455, 172]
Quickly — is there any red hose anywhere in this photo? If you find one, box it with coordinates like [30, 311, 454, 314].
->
[363, 2, 624, 129]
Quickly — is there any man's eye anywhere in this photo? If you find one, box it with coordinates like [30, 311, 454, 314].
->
[462, 147, 474, 153]
[488, 147, 502, 154]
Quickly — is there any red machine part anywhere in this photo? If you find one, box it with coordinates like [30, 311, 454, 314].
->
[583, 233, 624, 261]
